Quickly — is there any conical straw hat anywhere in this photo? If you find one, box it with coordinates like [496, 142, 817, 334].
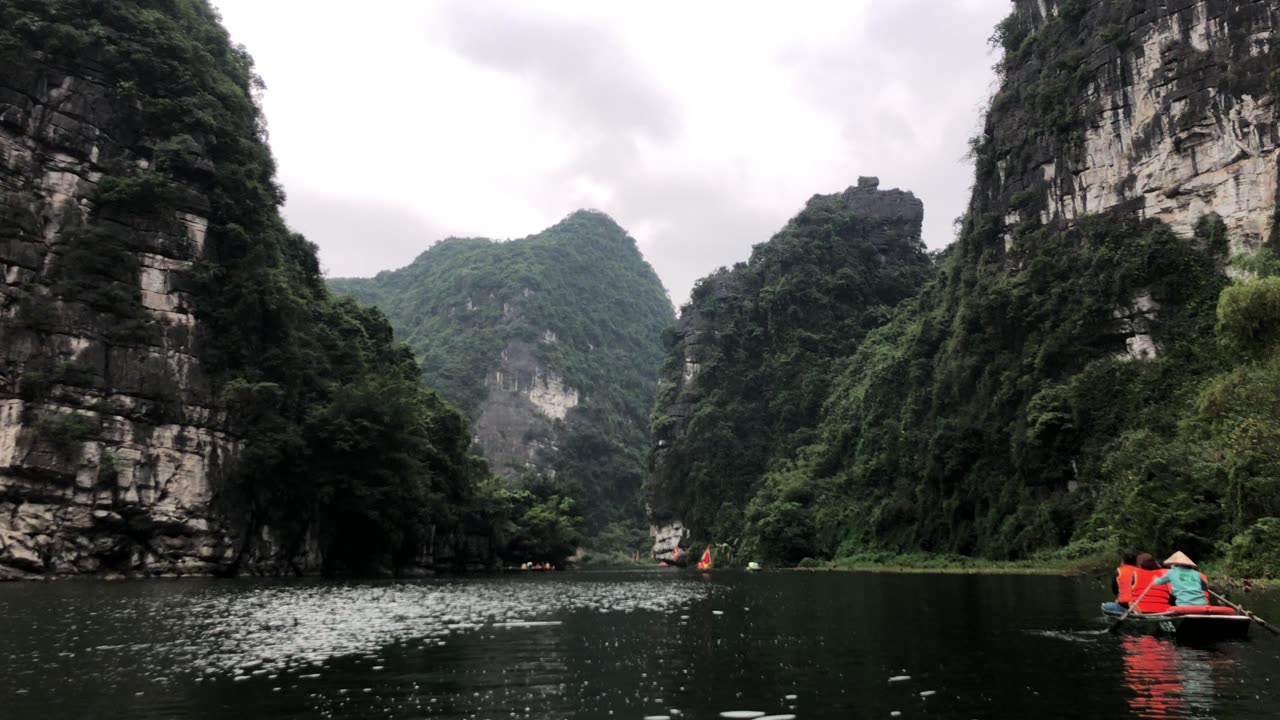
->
[1163, 551, 1197, 568]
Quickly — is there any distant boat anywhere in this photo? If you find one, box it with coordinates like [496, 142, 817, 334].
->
[697, 546, 712, 572]
[1101, 604, 1250, 642]
[670, 545, 684, 567]
[746, 561, 762, 572]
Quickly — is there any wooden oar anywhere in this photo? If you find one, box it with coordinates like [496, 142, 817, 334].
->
[1208, 589, 1280, 636]
[1108, 586, 1153, 633]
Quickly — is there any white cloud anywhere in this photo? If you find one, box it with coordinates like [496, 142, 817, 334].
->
[213, 0, 1010, 301]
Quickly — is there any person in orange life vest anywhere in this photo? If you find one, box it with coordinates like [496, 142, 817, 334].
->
[1151, 551, 1208, 606]
[1111, 550, 1140, 607]
[1129, 553, 1172, 614]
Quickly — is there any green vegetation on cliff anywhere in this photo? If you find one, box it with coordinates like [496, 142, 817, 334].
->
[656, 3, 1280, 577]
[0, 0, 491, 572]
[733, 1, 1280, 571]
[646, 182, 934, 544]
[330, 211, 673, 543]
[747, 211, 1232, 564]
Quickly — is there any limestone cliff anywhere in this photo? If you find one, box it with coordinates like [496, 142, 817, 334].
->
[645, 178, 934, 560]
[721, 0, 1280, 563]
[0, 23, 252, 578]
[473, 340, 580, 480]
[330, 211, 674, 534]
[991, 0, 1279, 256]
[0, 1, 490, 578]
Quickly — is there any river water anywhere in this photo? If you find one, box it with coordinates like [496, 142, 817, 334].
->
[2, 570, 1278, 719]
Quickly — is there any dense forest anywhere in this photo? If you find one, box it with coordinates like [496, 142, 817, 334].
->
[653, 2, 1280, 575]
[0, 0, 584, 573]
[331, 211, 673, 557]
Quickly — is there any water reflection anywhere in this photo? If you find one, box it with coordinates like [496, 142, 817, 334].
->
[1121, 635, 1236, 718]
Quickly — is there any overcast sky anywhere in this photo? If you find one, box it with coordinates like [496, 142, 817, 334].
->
[212, 1, 1009, 304]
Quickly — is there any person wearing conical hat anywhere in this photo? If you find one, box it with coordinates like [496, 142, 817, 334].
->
[1151, 551, 1209, 607]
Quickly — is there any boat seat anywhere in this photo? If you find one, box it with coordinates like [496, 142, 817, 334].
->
[1165, 605, 1237, 616]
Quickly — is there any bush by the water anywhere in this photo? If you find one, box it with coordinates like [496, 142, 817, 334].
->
[486, 479, 585, 567]
[1223, 518, 1280, 578]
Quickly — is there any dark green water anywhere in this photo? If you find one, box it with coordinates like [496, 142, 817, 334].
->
[2, 570, 1278, 719]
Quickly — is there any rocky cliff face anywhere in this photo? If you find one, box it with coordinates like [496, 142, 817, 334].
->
[646, 178, 933, 560]
[473, 340, 580, 480]
[0, 2, 492, 579]
[0, 46, 256, 578]
[992, 0, 1279, 256]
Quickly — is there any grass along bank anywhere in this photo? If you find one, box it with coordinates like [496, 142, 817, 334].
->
[790, 551, 1109, 576]
[786, 551, 1280, 593]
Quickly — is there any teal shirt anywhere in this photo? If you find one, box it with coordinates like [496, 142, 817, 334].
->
[1153, 566, 1207, 606]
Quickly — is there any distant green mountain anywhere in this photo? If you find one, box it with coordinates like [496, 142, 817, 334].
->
[330, 210, 674, 539]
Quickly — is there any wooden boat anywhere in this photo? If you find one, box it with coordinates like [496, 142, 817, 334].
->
[1101, 604, 1251, 642]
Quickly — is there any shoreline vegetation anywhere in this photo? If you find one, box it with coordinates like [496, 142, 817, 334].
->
[779, 552, 1280, 591]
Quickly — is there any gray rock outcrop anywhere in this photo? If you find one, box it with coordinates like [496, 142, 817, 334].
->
[0, 59, 265, 578]
[996, 0, 1279, 254]
[0, 17, 490, 579]
[472, 340, 580, 480]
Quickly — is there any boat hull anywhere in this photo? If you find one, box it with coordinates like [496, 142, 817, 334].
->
[1101, 604, 1251, 642]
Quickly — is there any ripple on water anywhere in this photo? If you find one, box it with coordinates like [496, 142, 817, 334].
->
[1024, 629, 1108, 643]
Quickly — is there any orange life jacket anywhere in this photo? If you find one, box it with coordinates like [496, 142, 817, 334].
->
[1132, 568, 1172, 613]
[1115, 564, 1139, 603]
[1200, 571, 1210, 603]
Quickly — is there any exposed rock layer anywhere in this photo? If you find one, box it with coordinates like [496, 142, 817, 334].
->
[0, 5, 490, 579]
[473, 340, 579, 480]
[995, 0, 1279, 255]
[0, 58, 260, 578]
